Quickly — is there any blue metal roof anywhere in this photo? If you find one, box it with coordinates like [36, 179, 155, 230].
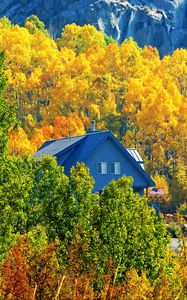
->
[34, 130, 155, 187]
[37, 140, 55, 151]
[61, 131, 110, 170]
[34, 135, 85, 160]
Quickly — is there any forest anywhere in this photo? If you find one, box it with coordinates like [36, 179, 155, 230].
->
[0, 15, 187, 299]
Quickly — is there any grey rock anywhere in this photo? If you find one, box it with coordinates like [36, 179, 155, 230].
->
[0, 0, 186, 56]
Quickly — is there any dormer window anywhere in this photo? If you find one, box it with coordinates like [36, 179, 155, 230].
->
[110, 162, 121, 174]
[97, 162, 107, 174]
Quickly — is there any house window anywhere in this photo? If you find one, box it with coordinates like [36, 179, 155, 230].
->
[97, 162, 107, 174]
[110, 162, 121, 174]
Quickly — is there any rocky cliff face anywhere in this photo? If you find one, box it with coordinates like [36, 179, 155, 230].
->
[0, 0, 187, 56]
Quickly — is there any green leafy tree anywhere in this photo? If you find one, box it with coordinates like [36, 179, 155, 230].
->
[0, 154, 51, 262]
[98, 177, 169, 283]
[70, 162, 97, 228]
[0, 17, 12, 29]
[104, 35, 117, 45]
[24, 15, 49, 36]
[34, 156, 77, 241]
[0, 156, 35, 260]
[69, 163, 100, 273]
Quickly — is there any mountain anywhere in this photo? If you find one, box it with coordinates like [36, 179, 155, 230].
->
[0, 0, 187, 56]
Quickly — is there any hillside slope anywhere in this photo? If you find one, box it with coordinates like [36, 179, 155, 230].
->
[0, 0, 187, 56]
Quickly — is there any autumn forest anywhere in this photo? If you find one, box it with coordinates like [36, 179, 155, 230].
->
[0, 15, 187, 299]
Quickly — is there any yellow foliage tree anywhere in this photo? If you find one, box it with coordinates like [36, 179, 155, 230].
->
[8, 128, 35, 156]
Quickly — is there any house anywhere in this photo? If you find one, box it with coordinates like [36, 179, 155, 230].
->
[35, 122, 155, 195]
